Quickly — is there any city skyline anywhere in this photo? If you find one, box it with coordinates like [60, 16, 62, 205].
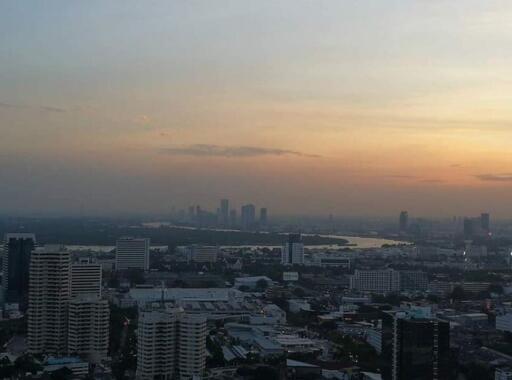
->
[2, 1, 512, 217]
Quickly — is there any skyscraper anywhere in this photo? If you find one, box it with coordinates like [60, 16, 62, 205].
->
[481, 212, 490, 233]
[220, 199, 229, 226]
[282, 233, 304, 265]
[68, 295, 109, 363]
[136, 306, 207, 380]
[259, 207, 268, 227]
[1, 233, 36, 310]
[399, 211, 408, 232]
[382, 311, 451, 380]
[115, 237, 150, 271]
[240, 204, 256, 230]
[71, 258, 102, 297]
[28, 246, 70, 355]
[229, 209, 237, 227]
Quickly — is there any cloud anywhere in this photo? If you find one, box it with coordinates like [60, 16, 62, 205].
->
[0, 101, 66, 113]
[160, 144, 320, 158]
[474, 173, 512, 182]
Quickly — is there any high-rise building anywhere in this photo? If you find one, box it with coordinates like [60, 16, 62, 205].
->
[136, 306, 207, 380]
[350, 269, 428, 293]
[68, 295, 109, 363]
[229, 209, 237, 227]
[259, 207, 268, 227]
[28, 246, 71, 355]
[116, 237, 150, 271]
[2, 233, 36, 309]
[383, 312, 450, 380]
[71, 259, 102, 297]
[282, 234, 304, 265]
[463, 217, 474, 238]
[220, 199, 229, 226]
[481, 212, 490, 233]
[185, 245, 218, 263]
[399, 211, 408, 232]
[240, 204, 256, 230]
[178, 314, 208, 380]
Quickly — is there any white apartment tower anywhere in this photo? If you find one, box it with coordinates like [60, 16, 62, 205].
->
[282, 234, 304, 265]
[136, 306, 207, 380]
[28, 246, 71, 355]
[116, 237, 150, 271]
[68, 295, 109, 362]
[71, 258, 102, 297]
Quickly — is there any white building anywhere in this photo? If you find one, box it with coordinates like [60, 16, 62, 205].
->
[116, 237, 150, 271]
[68, 295, 109, 363]
[136, 306, 207, 380]
[185, 245, 218, 263]
[71, 259, 102, 297]
[350, 269, 400, 293]
[350, 269, 427, 293]
[28, 246, 71, 355]
[282, 234, 304, 265]
[496, 313, 512, 333]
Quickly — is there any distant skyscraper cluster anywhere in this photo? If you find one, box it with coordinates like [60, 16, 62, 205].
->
[171, 199, 269, 230]
[463, 212, 491, 239]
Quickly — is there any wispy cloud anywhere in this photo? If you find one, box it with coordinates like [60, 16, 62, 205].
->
[0, 101, 66, 113]
[160, 144, 320, 158]
[474, 173, 512, 182]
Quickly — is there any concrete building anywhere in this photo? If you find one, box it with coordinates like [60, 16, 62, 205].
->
[116, 237, 150, 271]
[68, 295, 109, 362]
[259, 207, 268, 226]
[220, 199, 229, 226]
[2, 233, 36, 310]
[240, 204, 256, 230]
[136, 306, 207, 380]
[185, 245, 218, 263]
[382, 311, 450, 380]
[282, 234, 304, 266]
[350, 269, 427, 293]
[28, 246, 71, 355]
[71, 259, 102, 297]
[399, 211, 408, 232]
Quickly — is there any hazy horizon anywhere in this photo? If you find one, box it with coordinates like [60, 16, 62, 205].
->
[2, 1, 512, 217]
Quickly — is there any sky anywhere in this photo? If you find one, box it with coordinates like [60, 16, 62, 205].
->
[1, 1, 512, 217]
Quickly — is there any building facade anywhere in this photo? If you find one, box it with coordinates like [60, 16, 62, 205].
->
[68, 295, 109, 362]
[282, 234, 304, 266]
[116, 237, 150, 271]
[71, 259, 102, 297]
[136, 306, 207, 380]
[28, 246, 70, 355]
[2, 233, 36, 309]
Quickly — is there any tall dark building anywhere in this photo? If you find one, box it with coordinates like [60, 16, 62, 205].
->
[240, 204, 256, 230]
[229, 209, 237, 228]
[259, 207, 268, 226]
[220, 199, 229, 226]
[381, 312, 451, 380]
[399, 211, 408, 232]
[481, 213, 490, 233]
[463, 217, 474, 238]
[2, 233, 36, 310]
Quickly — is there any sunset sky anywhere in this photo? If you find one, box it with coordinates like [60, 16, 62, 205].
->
[1, 1, 512, 217]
